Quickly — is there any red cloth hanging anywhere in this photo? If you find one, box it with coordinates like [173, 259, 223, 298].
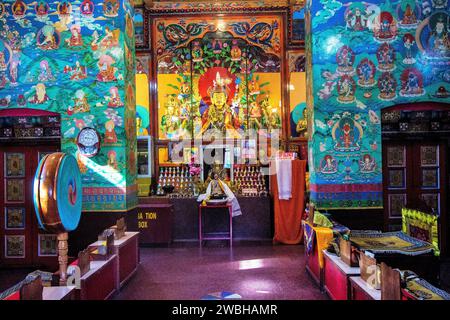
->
[272, 159, 307, 244]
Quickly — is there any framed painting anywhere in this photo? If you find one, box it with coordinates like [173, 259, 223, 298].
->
[38, 234, 57, 257]
[289, 3, 306, 46]
[5, 207, 25, 230]
[135, 7, 149, 50]
[5, 179, 25, 203]
[5, 153, 25, 177]
[5, 235, 25, 258]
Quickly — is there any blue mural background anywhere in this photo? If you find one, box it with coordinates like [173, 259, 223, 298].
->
[307, 0, 450, 209]
[0, 0, 136, 212]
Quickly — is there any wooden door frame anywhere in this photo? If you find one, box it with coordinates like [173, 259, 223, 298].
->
[381, 103, 450, 257]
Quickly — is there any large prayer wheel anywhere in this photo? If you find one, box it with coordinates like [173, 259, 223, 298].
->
[33, 152, 82, 234]
[33, 152, 82, 284]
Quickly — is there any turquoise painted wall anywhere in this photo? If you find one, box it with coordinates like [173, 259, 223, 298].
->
[306, 0, 450, 209]
[0, 0, 137, 212]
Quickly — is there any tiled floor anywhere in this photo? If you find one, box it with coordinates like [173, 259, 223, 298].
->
[115, 243, 327, 300]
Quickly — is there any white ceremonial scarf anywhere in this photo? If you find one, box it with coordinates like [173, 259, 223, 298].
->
[275, 158, 292, 200]
[197, 179, 242, 217]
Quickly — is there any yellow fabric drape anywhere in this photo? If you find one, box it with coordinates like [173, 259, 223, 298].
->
[303, 221, 334, 268]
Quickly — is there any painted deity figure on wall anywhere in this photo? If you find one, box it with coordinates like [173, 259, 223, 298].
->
[191, 41, 203, 62]
[376, 43, 395, 71]
[107, 86, 123, 107]
[336, 45, 355, 74]
[345, 4, 368, 31]
[400, 68, 425, 97]
[103, 0, 119, 17]
[12, 0, 27, 17]
[29, 83, 49, 104]
[107, 150, 118, 170]
[378, 72, 397, 101]
[64, 61, 87, 81]
[35, 1, 49, 16]
[80, 0, 94, 16]
[38, 60, 56, 82]
[373, 12, 397, 42]
[66, 25, 83, 48]
[357, 58, 376, 87]
[97, 55, 117, 82]
[337, 75, 356, 103]
[104, 120, 118, 144]
[230, 40, 242, 61]
[402, 33, 416, 64]
[99, 27, 120, 50]
[9, 56, 20, 86]
[0, 51, 7, 71]
[37, 26, 59, 50]
[427, 13, 450, 58]
[359, 154, 376, 173]
[68, 89, 90, 114]
[58, 1, 71, 16]
[332, 117, 363, 152]
[320, 155, 338, 174]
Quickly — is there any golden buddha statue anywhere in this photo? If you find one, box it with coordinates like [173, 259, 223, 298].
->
[161, 95, 181, 138]
[260, 96, 281, 131]
[201, 72, 240, 135]
[296, 108, 308, 138]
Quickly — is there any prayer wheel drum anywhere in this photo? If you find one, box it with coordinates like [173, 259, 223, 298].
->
[33, 152, 82, 234]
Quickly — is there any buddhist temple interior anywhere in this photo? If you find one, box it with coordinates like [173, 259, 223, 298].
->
[0, 0, 450, 304]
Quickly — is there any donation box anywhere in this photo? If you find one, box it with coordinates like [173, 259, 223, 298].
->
[133, 203, 174, 244]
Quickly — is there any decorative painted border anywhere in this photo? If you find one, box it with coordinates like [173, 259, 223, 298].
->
[135, 6, 150, 51]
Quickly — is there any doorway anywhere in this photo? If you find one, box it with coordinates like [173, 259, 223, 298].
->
[0, 109, 61, 269]
[382, 104, 450, 256]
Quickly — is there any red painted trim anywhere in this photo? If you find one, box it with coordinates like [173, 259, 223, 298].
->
[0, 108, 60, 117]
[310, 183, 383, 192]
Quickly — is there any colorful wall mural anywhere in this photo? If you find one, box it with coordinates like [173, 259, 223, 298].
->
[154, 15, 284, 140]
[307, 0, 450, 210]
[0, 0, 137, 212]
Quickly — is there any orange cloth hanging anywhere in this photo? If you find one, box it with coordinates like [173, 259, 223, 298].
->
[272, 159, 307, 244]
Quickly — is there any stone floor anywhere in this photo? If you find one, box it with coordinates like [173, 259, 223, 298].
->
[114, 243, 327, 300]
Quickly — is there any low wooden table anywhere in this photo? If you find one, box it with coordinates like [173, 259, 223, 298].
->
[349, 276, 381, 300]
[323, 250, 360, 300]
[199, 203, 232, 247]
[89, 232, 140, 290]
[43, 286, 76, 300]
[78, 254, 117, 300]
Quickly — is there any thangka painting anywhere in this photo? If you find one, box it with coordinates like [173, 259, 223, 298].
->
[0, 1, 137, 212]
[154, 16, 283, 140]
[307, 0, 450, 209]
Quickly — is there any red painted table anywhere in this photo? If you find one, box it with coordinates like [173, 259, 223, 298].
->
[89, 232, 140, 290]
[349, 276, 381, 300]
[199, 203, 233, 247]
[78, 254, 117, 300]
[323, 250, 360, 300]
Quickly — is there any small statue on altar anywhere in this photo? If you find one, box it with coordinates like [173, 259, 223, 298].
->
[206, 160, 227, 183]
[208, 173, 227, 200]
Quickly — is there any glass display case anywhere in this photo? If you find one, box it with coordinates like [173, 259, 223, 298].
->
[137, 136, 152, 196]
